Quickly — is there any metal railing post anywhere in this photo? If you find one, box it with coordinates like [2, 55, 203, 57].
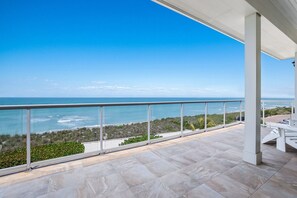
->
[205, 103, 208, 131]
[181, 103, 184, 137]
[262, 101, 265, 125]
[26, 109, 31, 170]
[100, 106, 104, 152]
[147, 105, 151, 143]
[291, 101, 294, 119]
[223, 102, 226, 127]
[239, 101, 242, 123]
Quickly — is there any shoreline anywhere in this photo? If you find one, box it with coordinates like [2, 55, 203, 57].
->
[13, 110, 243, 135]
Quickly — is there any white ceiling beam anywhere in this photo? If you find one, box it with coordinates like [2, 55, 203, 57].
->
[245, 0, 297, 44]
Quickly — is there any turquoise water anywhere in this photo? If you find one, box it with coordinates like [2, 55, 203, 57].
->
[0, 98, 291, 134]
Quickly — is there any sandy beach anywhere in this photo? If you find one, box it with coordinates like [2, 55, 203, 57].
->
[82, 130, 194, 153]
[264, 114, 291, 123]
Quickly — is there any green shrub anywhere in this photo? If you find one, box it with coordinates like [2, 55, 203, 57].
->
[119, 134, 162, 146]
[207, 119, 216, 127]
[187, 117, 217, 131]
[0, 142, 84, 169]
[263, 107, 291, 117]
[190, 123, 196, 131]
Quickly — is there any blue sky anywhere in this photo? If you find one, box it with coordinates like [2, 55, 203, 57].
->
[0, 0, 294, 98]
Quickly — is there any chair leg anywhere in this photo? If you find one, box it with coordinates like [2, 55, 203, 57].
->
[262, 128, 279, 144]
[276, 129, 286, 152]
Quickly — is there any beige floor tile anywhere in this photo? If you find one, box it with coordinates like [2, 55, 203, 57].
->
[283, 157, 297, 172]
[159, 172, 202, 196]
[85, 173, 129, 196]
[187, 184, 224, 198]
[199, 157, 238, 173]
[212, 149, 242, 164]
[133, 151, 162, 164]
[103, 189, 136, 198]
[206, 174, 254, 198]
[180, 163, 221, 183]
[144, 159, 177, 177]
[252, 179, 297, 198]
[224, 164, 271, 190]
[119, 164, 157, 187]
[273, 167, 297, 185]
[180, 149, 211, 163]
[130, 179, 178, 198]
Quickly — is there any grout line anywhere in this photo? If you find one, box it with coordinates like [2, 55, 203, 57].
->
[248, 158, 291, 197]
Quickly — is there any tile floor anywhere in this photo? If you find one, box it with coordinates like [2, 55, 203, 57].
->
[0, 124, 296, 198]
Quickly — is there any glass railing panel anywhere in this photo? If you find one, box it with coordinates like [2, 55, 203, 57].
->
[207, 102, 224, 128]
[241, 101, 245, 122]
[30, 107, 99, 164]
[0, 110, 26, 169]
[183, 103, 205, 134]
[225, 102, 241, 124]
[103, 105, 147, 150]
[262, 100, 292, 124]
[151, 104, 181, 140]
[262, 100, 292, 115]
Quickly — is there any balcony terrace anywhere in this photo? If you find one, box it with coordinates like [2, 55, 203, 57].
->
[0, 124, 296, 198]
[1, 0, 297, 197]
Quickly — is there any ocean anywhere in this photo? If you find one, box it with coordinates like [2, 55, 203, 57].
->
[0, 98, 292, 135]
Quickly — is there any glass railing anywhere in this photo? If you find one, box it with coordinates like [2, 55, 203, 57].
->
[183, 103, 205, 134]
[226, 101, 242, 125]
[0, 110, 27, 171]
[3, 99, 282, 176]
[103, 105, 148, 150]
[261, 100, 294, 125]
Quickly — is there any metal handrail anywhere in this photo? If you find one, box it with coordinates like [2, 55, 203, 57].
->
[261, 99, 293, 103]
[0, 99, 243, 110]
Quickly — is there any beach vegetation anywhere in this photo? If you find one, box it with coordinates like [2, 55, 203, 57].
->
[263, 107, 291, 117]
[187, 117, 217, 131]
[0, 142, 84, 169]
[119, 134, 162, 146]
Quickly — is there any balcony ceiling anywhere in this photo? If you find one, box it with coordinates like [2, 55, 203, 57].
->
[153, 0, 297, 60]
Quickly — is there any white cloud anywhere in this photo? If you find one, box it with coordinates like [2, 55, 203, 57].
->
[91, 81, 107, 85]
[1, 77, 245, 97]
[78, 84, 133, 91]
[75, 81, 243, 97]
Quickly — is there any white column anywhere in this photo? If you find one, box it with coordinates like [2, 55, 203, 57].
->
[243, 13, 262, 165]
[295, 52, 297, 116]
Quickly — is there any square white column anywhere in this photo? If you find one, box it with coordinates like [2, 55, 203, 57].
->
[243, 13, 262, 165]
[295, 52, 297, 113]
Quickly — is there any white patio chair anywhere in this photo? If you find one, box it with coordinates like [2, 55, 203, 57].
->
[262, 122, 297, 152]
